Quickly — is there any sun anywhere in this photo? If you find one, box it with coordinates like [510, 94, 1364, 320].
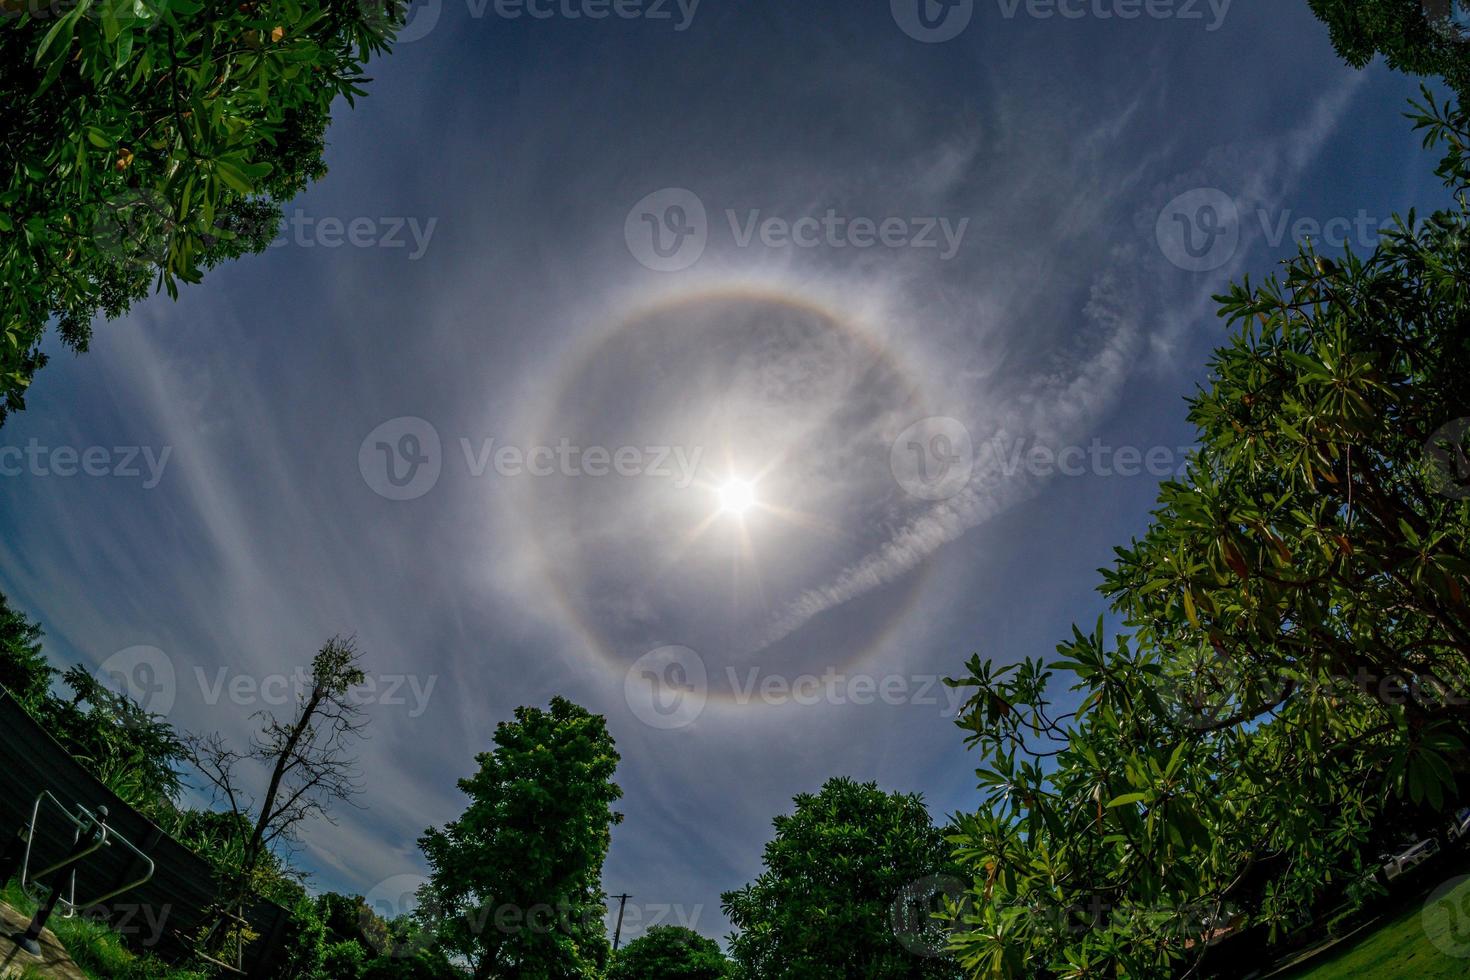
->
[717, 479, 757, 516]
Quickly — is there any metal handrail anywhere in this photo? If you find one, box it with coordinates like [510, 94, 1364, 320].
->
[19, 790, 156, 913]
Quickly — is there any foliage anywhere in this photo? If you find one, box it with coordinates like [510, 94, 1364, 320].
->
[1286, 870, 1470, 978]
[317, 890, 384, 951]
[721, 777, 963, 979]
[418, 696, 624, 980]
[0, 0, 404, 422]
[325, 936, 372, 979]
[186, 634, 369, 954]
[608, 925, 733, 980]
[1, 877, 209, 980]
[944, 94, 1470, 979]
[0, 594, 186, 816]
[1307, 0, 1470, 100]
[277, 887, 330, 980]
[44, 664, 188, 815]
[0, 589, 51, 706]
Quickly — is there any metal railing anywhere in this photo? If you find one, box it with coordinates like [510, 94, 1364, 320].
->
[6, 790, 155, 957]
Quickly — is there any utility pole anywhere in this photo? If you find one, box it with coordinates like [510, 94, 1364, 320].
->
[611, 893, 632, 951]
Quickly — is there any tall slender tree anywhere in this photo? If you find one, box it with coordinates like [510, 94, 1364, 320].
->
[188, 635, 369, 952]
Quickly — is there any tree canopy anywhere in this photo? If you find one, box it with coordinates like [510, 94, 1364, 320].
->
[607, 925, 733, 980]
[944, 91, 1470, 978]
[1308, 0, 1470, 99]
[1, 0, 403, 422]
[418, 696, 624, 980]
[721, 777, 964, 979]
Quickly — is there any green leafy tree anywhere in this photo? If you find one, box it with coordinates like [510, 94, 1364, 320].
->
[1308, 0, 1470, 99]
[0, 0, 404, 422]
[0, 591, 185, 815]
[721, 777, 963, 979]
[316, 891, 386, 952]
[275, 885, 329, 980]
[607, 925, 732, 980]
[418, 696, 624, 980]
[324, 937, 371, 980]
[44, 663, 187, 815]
[602, 928, 729, 980]
[0, 590, 51, 706]
[944, 93, 1470, 979]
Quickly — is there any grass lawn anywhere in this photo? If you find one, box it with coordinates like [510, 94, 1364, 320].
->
[1286, 874, 1470, 979]
[2, 879, 206, 980]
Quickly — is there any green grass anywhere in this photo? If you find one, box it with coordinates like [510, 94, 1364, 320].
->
[1285, 874, 1470, 979]
[3, 878, 206, 980]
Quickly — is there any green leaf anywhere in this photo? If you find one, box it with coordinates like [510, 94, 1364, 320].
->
[1107, 793, 1148, 809]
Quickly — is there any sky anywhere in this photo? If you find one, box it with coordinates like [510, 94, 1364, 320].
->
[0, 0, 1460, 951]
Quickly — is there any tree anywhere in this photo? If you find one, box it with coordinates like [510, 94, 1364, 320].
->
[721, 777, 963, 979]
[47, 664, 187, 816]
[0, 590, 51, 707]
[0, 590, 186, 815]
[607, 925, 732, 980]
[324, 937, 371, 980]
[944, 93, 1470, 978]
[0, 0, 405, 422]
[418, 696, 623, 980]
[1307, 0, 1470, 100]
[316, 891, 384, 952]
[187, 635, 369, 950]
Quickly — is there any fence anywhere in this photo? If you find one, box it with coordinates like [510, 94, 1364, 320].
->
[0, 687, 297, 977]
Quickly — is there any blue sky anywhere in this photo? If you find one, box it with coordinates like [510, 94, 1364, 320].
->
[0, 0, 1456, 948]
